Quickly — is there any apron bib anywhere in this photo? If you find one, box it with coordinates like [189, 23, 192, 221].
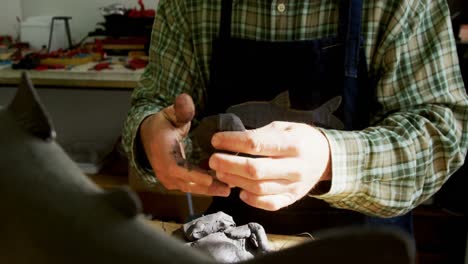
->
[202, 0, 412, 235]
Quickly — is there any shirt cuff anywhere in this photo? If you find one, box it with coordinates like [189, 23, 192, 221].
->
[309, 128, 370, 205]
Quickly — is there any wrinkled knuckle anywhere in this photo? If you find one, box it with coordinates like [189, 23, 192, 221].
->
[246, 132, 262, 152]
[253, 184, 266, 195]
[289, 184, 302, 196]
[272, 142, 284, 154]
[270, 121, 282, 129]
[246, 160, 259, 179]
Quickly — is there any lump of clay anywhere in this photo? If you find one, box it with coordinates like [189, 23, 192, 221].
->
[183, 212, 271, 263]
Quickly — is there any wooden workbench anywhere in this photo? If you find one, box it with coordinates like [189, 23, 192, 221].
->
[89, 168, 311, 251]
[89, 171, 310, 251]
[0, 63, 142, 89]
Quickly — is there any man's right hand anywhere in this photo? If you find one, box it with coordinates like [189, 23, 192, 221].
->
[139, 93, 230, 197]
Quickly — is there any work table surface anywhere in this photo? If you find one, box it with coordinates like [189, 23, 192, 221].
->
[0, 63, 143, 89]
[90, 172, 310, 251]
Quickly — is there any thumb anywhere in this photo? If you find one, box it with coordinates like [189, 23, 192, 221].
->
[173, 93, 195, 127]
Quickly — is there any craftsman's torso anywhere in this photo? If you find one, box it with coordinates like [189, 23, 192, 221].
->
[202, 0, 410, 235]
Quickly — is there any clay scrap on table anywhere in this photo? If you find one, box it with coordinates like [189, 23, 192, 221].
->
[182, 212, 271, 263]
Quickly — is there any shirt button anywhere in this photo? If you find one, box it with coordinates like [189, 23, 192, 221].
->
[277, 3, 286, 13]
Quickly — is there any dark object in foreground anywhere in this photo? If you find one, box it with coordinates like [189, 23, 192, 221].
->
[0, 72, 213, 263]
[0, 73, 416, 264]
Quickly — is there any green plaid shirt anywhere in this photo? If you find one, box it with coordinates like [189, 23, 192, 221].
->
[122, 0, 468, 217]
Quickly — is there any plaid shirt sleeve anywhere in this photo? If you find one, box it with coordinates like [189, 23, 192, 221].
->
[121, 0, 202, 185]
[313, 0, 468, 217]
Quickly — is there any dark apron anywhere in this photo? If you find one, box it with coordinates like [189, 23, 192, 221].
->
[202, 0, 413, 236]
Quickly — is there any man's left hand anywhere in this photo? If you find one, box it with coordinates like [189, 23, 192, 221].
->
[209, 121, 332, 211]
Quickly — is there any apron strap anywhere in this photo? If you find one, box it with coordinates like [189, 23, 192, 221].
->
[339, 0, 363, 79]
[220, 0, 234, 40]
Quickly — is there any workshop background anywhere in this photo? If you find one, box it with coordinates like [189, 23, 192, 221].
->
[0, 0, 159, 42]
[0, 0, 467, 263]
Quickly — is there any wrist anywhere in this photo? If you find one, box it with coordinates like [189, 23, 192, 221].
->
[318, 129, 332, 182]
[140, 114, 157, 138]
[309, 129, 332, 195]
[138, 113, 158, 165]
[310, 156, 332, 195]
[319, 157, 332, 181]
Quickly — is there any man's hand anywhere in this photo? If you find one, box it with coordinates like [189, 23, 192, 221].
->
[209, 121, 331, 210]
[140, 93, 230, 197]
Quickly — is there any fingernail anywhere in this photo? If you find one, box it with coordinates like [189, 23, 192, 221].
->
[222, 188, 231, 197]
[208, 155, 217, 170]
[212, 135, 220, 147]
